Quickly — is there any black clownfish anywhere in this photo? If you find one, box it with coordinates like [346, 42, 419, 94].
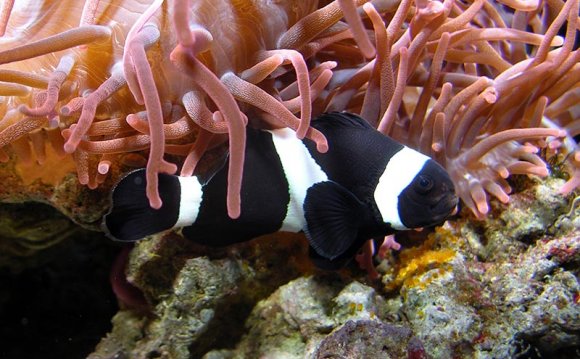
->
[103, 112, 458, 269]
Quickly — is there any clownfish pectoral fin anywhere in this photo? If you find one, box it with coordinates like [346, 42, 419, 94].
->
[102, 169, 182, 242]
[308, 245, 354, 270]
[303, 181, 366, 260]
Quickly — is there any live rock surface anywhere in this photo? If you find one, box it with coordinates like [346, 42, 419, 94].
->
[1, 154, 578, 358]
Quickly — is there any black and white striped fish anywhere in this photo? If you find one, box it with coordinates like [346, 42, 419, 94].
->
[103, 112, 458, 269]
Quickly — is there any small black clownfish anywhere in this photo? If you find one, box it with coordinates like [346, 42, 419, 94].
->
[103, 112, 458, 269]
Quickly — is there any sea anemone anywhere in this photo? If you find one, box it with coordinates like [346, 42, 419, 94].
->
[0, 0, 578, 221]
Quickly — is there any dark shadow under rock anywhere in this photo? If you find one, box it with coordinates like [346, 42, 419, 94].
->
[0, 211, 119, 359]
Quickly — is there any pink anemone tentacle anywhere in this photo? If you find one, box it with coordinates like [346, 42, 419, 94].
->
[430, 113, 447, 165]
[378, 235, 401, 257]
[62, 62, 127, 151]
[69, 141, 92, 186]
[62, 126, 151, 155]
[463, 129, 566, 166]
[129, 23, 179, 209]
[126, 115, 196, 140]
[240, 55, 284, 83]
[180, 129, 216, 178]
[336, 0, 375, 59]
[0, 83, 28, 96]
[0, 117, 47, 148]
[170, 44, 246, 219]
[19, 55, 75, 117]
[122, 0, 165, 105]
[283, 68, 334, 114]
[361, 2, 392, 122]
[258, 50, 312, 139]
[85, 117, 134, 137]
[79, 0, 101, 27]
[278, 61, 336, 100]
[0, 25, 111, 65]
[447, 128, 567, 218]
[377, 47, 409, 135]
[277, 0, 368, 50]
[527, 0, 578, 68]
[182, 91, 230, 134]
[180, 90, 229, 177]
[419, 82, 453, 155]
[496, 0, 539, 11]
[409, 32, 450, 146]
[172, 0, 213, 55]
[0, 0, 15, 37]
[325, 61, 374, 112]
[0, 69, 48, 88]
[355, 240, 380, 280]
[220, 72, 328, 153]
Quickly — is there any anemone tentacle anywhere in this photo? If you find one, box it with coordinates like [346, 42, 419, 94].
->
[0, 0, 577, 223]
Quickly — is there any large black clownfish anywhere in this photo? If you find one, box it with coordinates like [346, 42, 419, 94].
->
[103, 112, 458, 269]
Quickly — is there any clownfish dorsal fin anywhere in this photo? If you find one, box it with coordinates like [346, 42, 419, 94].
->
[303, 181, 368, 260]
[193, 145, 229, 186]
[313, 112, 375, 131]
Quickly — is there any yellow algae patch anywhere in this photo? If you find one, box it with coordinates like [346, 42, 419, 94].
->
[431, 225, 461, 245]
[384, 227, 459, 291]
[15, 144, 76, 186]
[348, 302, 365, 314]
[385, 248, 456, 291]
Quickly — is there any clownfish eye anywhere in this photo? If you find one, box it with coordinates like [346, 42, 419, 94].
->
[416, 175, 433, 193]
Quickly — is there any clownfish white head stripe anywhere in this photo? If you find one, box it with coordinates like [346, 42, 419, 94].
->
[103, 112, 458, 270]
[374, 147, 431, 230]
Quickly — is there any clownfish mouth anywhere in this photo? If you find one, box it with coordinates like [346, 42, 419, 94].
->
[430, 193, 460, 224]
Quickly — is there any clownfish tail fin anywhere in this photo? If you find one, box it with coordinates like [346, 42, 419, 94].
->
[102, 169, 182, 241]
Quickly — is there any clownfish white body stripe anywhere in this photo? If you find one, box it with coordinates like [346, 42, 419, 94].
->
[103, 112, 458, 269]
[174, 176, 203, 228]
[171, 128, 329, 232]
[269, 128, 328, 232]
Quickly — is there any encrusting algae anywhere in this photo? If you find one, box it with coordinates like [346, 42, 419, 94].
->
[383, 225, 459, 292]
